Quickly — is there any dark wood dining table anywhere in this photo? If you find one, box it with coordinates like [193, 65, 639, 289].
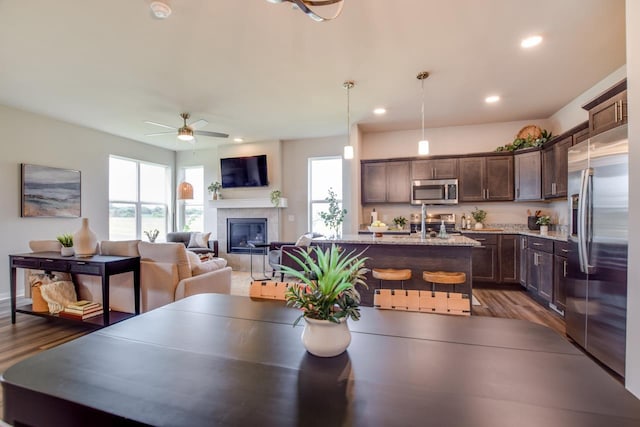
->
[2, 293, 640, 426]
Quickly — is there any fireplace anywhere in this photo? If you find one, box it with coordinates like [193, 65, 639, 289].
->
[227, 218, 268, 254]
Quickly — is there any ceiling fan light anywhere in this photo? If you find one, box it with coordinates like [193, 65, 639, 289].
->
[177, 127, 194, 141]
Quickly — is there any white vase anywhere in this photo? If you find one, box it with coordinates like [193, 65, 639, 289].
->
[474, 222, 484, 230]
[540, 225, 549, 235]
[301, 317, 351, 357]
[60, 246, 75, 257]
[73, 218, 98, 256]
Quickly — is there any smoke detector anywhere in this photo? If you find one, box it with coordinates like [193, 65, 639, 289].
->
[150, 1, 172, 19]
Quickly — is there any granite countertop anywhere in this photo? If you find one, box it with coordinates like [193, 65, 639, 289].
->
[318, 234, 481, 247]
[460, 229, 568, 242]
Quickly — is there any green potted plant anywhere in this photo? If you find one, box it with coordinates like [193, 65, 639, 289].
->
[270, 189, 282, 207]
[207, 181, 222, 200]
[471, 207, 487, 229]
[393, 216, 407, 230]
[319, 188, 347, 239]
[282, 244, 369, 357]
[536, 215, 551, 235]
[57, 233, 74, 256]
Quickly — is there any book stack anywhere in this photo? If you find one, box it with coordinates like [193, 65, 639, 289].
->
[59, 300, 104, 320]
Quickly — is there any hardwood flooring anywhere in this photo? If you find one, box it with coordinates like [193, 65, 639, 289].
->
[0, 274, 568, 413]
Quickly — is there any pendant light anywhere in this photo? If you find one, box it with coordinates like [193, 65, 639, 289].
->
[417, 71, 430, 155]
[343, 80, 355, 160]
[177, 181, 194, 200]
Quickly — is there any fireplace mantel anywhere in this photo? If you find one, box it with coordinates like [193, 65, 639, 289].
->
[209, 198, 288, 209]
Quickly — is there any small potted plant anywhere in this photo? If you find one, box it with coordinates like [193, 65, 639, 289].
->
[144, 229, 159, 243]
[57, 233, 74, 256]
[282, 244, 369, 357]
[270, 189, 282, 207]
[207, 181, 222, 200]
[536, 215, 551, 235]
[393, 216, 407, 230]
[471, 207, 487, 230]
[319, 188, 347, 239]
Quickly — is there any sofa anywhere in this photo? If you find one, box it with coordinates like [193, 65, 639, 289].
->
[166, 232, 219, 256]
[75, 240, 231, 313]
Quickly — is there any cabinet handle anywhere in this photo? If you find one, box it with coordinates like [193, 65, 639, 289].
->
[563, 260, 567, 277]
[561, 249, 568, 253]
[521, 238, 526, 249]
[533, 243, 543, 246]
[615, 100, 619, 122]
[475, 238, 486, 241]
[619, 100, 624, 122]
[432, 168, 436, 179]
[516, 188, 520, 199]
[43, 259, 54, 262]
[534, 253, 538, 266]
[75, 261, 86, 265]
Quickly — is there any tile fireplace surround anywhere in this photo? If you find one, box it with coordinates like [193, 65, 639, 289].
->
[217, 207, 282, 272]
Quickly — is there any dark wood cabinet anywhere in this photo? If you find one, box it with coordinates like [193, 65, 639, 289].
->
[552, 241, 569, 314]
[361, 161, 410, 204]
[499, 234, 519, 283]
[514, 150, 541, 201]
[526, 237, 554, 302]
[459, 155, 513, 202]
[542, 135, 572, 199]
[411, 158, 458, 180]
[582, 79, 627, 137]
[470, 234, 498, 282]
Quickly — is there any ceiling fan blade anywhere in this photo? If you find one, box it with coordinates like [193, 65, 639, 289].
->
[145, 131, 176, 137]
[194, 130, 229, 138]
[189, 119, 208, 130]
[144, 121, 176, 130]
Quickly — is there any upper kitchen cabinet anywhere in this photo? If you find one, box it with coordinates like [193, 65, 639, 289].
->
[582, 79, 627, 137]
[459, 155, 513, 202]
[542, 122, 588, 200]
[411, 158, 458, 180]
[361, 160, 410, 204]
[514, 149, 541, 201]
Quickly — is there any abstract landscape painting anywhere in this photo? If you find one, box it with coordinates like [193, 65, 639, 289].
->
[21, 164, 81, 217]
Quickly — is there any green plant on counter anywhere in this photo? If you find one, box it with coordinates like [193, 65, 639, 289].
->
[536, 215, 551, 226]
[282, 244, 369, 326]
[319, 188, 347, 238]
[393, 216, 407, 228]
[495, 129, 553, 152]
[270, 189, 282, 207]
[471, 207, 487, 224]
[56, 234, 73, 248]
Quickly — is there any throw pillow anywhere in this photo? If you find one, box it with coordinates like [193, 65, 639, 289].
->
[188, 232, 211, 249]
[185, 250, 201, 271]
[192, 258, 228, 276]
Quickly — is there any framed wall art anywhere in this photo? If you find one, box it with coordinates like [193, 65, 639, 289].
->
[21, 164, 81, 217]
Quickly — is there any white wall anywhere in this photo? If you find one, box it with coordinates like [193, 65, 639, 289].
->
[625, 0, 639, 398]
[0, 105, 174, 299]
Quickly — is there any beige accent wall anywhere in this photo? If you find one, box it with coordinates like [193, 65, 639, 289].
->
[625, 0, 639, 398]
[0, 105, 175, 299]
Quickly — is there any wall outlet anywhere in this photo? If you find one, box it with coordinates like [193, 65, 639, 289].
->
[288, 215, 295, 222]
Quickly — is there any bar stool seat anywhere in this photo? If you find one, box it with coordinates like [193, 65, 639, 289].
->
[372, 268, 412, 289]
[422, 271, 466, 292]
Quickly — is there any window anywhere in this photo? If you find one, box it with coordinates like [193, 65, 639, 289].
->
[309, 157, 343, 236]
[181, 166, 204, 232]
[109, 156, 170, 241]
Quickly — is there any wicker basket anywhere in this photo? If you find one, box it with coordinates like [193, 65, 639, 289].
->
[517, 125, 542, 140]
[31, 283, 49, 313]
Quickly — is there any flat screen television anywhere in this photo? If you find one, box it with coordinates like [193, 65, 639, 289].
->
[220, 154, 269, 188]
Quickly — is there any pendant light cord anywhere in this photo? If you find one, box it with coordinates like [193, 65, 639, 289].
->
[421, 77, 425, 141]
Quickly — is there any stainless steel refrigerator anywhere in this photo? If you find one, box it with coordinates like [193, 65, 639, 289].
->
[567, 124, 628, 377]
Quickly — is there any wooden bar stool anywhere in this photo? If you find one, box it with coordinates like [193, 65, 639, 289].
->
[372, 268, 412, 289]
[422, 271, 466, 293]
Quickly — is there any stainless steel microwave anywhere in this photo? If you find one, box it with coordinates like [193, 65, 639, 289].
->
[411, 179, 458, 205]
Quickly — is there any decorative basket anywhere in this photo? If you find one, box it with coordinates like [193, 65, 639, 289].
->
[31, 283, 49, 313]
[517, 125, 542, 140]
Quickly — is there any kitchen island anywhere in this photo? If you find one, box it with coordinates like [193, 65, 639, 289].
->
[314, 234, 480, 306]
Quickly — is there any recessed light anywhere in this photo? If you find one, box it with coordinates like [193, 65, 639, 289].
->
[233, 138, 244, 143]
[150, 1, 172, 19]
[373, 108, 386, 115]
[521, 35, 542, 49]
[485, 95, 500, 104]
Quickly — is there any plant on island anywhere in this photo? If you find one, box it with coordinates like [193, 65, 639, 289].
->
[393, 216, 407, 229]
[56, 234, 74, 248]
[282, 244, 369, 326]
[536, 215, 552, 226]
[471, 207, 487, 224]
[319, 188, 347, 238]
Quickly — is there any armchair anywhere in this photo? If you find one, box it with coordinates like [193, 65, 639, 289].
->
[268, 233, 320, 281]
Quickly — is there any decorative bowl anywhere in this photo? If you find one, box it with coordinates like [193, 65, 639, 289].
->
[368, 226, 388, 237]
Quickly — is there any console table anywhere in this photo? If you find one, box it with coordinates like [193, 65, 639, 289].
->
[9, 252, 140, 327]
[2, 294, 639, 426]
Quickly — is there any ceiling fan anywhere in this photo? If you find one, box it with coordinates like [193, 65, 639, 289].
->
[144, 113, 229, 142]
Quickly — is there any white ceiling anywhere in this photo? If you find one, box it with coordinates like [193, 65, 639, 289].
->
[0, 0, 626, 151]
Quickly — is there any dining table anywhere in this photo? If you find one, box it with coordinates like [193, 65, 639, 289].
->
[2, 293, 640, 426]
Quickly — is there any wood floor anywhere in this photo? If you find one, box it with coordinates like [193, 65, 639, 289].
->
[0, 275, 567, 413]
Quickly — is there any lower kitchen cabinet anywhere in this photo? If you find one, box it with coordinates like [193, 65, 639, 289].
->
[526, 236, 554, 303]
[470, 234, 498, 282]
[552, 241, 569, 314]
[499, 234, 519, 283]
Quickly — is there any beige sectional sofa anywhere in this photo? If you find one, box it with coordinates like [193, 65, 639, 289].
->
[75, 240, 231, 313]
